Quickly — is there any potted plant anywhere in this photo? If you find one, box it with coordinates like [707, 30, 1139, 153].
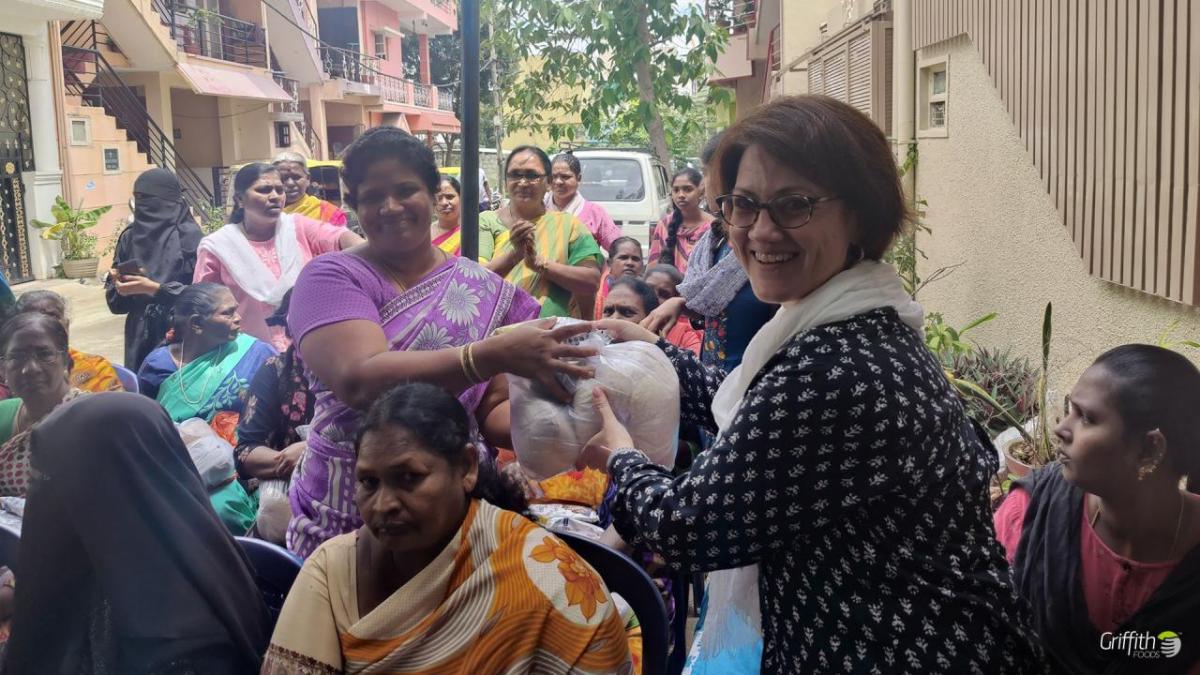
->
[954, 303, 1056, 477]
[32, 196, 112, 279]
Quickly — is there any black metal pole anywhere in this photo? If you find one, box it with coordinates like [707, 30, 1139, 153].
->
[459, 0, 480, 261]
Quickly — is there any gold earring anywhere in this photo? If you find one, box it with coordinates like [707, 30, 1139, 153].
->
[1137, 463, 1157, 481]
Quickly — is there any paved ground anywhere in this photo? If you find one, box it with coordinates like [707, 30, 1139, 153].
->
[14, 277, 126, 365]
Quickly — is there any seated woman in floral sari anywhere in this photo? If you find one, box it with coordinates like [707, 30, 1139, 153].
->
[264, 383, 631, 674]
[285, 126, 602, 558]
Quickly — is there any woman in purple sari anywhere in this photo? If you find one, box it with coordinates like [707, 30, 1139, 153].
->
[286, 127, 598, 557]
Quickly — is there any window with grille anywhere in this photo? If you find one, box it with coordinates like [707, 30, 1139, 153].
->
[374, 32, 387, 60]
[102, 148, 120, 174]
[917, 56, 949, 137]
[275, 122, 291, 148]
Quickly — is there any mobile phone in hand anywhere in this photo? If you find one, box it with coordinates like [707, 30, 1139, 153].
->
[116, 259, 143, 277]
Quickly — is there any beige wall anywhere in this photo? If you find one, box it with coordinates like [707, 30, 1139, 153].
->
[171, 89, 222, 167]
[219, 97, 274, 164]
[324, 100, 366, 128]
[914, 38, 1200, 395]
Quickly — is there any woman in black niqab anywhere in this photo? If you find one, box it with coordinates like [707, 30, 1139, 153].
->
[106, 168, 204, 370]
[3, 392, 270, 674]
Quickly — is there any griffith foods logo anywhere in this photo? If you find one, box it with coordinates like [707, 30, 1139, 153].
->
[1099, 630, 1182, 659]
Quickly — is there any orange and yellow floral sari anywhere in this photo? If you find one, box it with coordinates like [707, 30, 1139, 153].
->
[68, 349, 123, 394]
[262, 499, 632, 674]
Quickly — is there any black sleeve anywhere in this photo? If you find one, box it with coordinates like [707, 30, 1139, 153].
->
[609, 348, 907, 572]
[658, 340, 726, 434]
[153, 282, 187, 305]
[105, 234, 138, 315]
[234, 358, 284, 477]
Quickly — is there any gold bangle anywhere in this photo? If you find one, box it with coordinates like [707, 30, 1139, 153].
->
[458, 345, 477, 385]
[464, 342, 486, 384]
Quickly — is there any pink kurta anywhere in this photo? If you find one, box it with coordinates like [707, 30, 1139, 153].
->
[546, 194, 622, 253]
[194, 215, 343, 351]
[648, 215, 712, 274]
[994, 487, 1179, 633]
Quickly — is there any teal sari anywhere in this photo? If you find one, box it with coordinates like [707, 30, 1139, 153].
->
[157, 334, 277, 423]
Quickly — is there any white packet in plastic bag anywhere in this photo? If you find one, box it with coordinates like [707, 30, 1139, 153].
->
[255, 479, 291, 544]
[507, 318, 680, 480]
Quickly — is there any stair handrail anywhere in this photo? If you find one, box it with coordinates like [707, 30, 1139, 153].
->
[62, 45, 215, 215]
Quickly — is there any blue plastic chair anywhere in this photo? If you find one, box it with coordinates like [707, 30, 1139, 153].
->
[235, 537, 302, 630]
[113, 364, 139, 394]
[556, 531, 669, 675]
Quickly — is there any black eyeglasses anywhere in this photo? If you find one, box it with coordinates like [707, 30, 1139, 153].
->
[715, 193, 840, 229]
[506, 171, 546, 184]
[0, 348, 65, 366]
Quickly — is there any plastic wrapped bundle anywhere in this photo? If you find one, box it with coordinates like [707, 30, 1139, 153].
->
[177, 418, 215, 447]
[508, 320, 680, 480]
[255, 480, 291, 544]
[177, 419, 237, 489]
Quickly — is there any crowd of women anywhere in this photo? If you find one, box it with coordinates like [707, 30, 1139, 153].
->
[0, 94, 1196, 674]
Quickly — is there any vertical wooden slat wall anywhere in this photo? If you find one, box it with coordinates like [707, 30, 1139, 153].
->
[913, 0, 1200, 305]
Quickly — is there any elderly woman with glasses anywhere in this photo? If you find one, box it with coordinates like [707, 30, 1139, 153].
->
[0, 312, 86, 497]
[574, 96, 1043, 673]
[487, 145, 603, 319]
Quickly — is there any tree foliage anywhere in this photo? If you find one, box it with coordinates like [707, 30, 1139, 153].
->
[594, 90, 724, 168]
[493, 0, 729, 167]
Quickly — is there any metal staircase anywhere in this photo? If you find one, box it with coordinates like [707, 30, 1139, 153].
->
[59, 21, 215, 214]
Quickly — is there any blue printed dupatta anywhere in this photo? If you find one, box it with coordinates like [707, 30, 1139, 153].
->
[157, 334, 277, 422]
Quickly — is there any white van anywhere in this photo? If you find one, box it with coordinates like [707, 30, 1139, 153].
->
[571, 150, 671, 249]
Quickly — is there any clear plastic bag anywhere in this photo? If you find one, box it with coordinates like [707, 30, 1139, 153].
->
[185, 435, 237, 490]
[507, 319, 680, 480]
[255, 479, 291, 544]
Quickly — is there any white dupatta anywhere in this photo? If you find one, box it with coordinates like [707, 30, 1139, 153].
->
[544, 191, 585, 217]
[690, 261, 924, 672]
[197, 214, 302, 307]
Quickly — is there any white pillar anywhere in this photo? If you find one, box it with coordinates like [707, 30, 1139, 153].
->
[20, 25, 65, 280]
[892, 0, 915, 156]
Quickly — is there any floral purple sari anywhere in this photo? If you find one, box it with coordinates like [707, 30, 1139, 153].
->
[285, 252, 540, 558]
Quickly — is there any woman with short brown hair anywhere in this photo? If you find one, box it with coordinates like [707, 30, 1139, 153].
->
[580, 95, 1043, 672]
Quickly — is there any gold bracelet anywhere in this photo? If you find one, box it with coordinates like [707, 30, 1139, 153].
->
[464, 342, 486, 384]
[458, 346, 478, 385]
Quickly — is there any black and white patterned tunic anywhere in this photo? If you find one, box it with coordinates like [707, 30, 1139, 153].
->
[609, 308, 1045, 673]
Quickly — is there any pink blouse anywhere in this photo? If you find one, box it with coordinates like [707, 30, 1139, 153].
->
[994, 488, 1178, 633]
[194, 215, 344, 351]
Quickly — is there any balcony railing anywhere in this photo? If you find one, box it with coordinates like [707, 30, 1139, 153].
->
[152, 1, 268, 67]
[437, 86, 455, 112]
[378, 74, 410, 105]
[706, 0, 758, 34]
[320, 44, 381, 85]
[272, 72, 301, 114]
[413, 82, 432, 108]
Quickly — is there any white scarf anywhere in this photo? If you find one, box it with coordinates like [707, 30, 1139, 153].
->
[544, 191, 585, 217]
[696, 261, 924, 667]
[198, 214, 302, 307]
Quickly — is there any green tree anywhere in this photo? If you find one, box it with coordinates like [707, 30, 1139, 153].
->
[595, 89, 723, 168]
[494, 0, 729, 168]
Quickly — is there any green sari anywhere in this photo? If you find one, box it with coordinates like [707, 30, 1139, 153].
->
[156, 334, 276, 423]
